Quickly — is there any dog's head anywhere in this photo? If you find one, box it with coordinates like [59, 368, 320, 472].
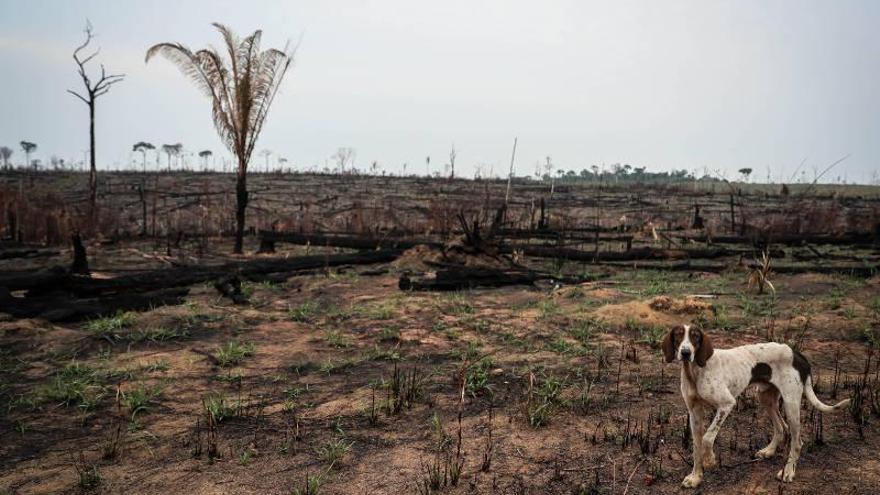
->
[662, 324, 714, 367]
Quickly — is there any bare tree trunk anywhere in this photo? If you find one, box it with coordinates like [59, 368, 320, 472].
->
[88, 102, 97, 217]
[139, 182, 147, 236]
[233, 160, 248, 254]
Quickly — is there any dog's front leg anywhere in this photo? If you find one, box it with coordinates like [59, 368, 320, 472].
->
[701, 396, 735, 472]
[682, 404, 705, 488]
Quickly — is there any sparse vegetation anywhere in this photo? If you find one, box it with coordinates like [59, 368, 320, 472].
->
[216, 341, 255, 367]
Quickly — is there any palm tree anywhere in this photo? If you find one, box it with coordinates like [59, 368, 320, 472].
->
[20, 141, 37, 169]
[161, 143, 183, 171]
[199, 149, 213, 171]
[0, 146, 12, 169]
[146, 23, 295, 253]
[133, 142, 155, 172]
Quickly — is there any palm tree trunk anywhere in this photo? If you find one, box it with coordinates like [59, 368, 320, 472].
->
[233, 159, 249, 254]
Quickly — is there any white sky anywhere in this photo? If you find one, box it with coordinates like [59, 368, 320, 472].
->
[1, 0, 878, 182]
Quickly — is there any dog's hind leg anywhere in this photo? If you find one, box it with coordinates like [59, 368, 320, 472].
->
[777, 393, 802, 482]
[756, 386, 784, 459]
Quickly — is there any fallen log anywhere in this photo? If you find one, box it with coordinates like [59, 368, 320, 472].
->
[59, 249, 402, 297]
[669, 232, 876, 247]
[400, 269, 535, 291]
[260, 231, 752, 262]
[507, 245, 735, 262]
[399, 267, 607, 291]
[0, 249, 401, 300]
[0, 248, 60, 260]
[595, 261, 879, 277]
[259, 231, 440, 251]
[4, 287, 190, 322]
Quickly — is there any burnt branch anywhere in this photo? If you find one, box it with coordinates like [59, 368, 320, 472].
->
[68, 21, 125, 105]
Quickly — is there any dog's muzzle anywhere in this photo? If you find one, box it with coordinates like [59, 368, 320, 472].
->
[680, 348, 692, 362]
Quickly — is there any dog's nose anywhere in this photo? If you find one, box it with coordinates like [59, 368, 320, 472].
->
[680, 348, 692, 361]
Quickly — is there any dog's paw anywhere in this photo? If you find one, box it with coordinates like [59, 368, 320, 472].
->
[702, 451, 717, 470]
[682, 473, 702, 488]
[755, 446, 776, 459]
[776, 465, 796, 483]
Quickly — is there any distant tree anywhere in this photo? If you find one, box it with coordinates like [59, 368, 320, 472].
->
[161, 143, 183, 170]
[20, 141, 37, 170]
[447, 145, 457, 179]
[146, 23, 295, 254]
[199, 150, 213, 171]
[133, 142, 155, 172]
[260, 149, 272, 172]
[67, 21, 125, 214]
[738, 168, 753, 182]
[333, 147, 355, 174]
[0, 146, 12, 169]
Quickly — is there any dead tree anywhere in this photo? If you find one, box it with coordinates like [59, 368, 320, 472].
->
[67, 21, 125, 217]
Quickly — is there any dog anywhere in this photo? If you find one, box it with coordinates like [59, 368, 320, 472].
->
[662, 324, 850, 487]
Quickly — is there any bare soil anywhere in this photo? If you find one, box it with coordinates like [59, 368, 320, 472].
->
[1, 239, 879, 495]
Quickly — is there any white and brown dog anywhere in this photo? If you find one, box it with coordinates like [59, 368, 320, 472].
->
[662, 324, 850, 487]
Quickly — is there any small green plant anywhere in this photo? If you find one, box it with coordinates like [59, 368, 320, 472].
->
[74, 459, 101, 489]
[288, 301, 320, 322]
[637, 325, 666, 348]
[38, 362, 106, 411]
[291, 473, 324, 495]
[368, 303, 396, 320]
[86, 312, 136, 342]
[128, 326, 188, 343]
[570, 318, 599, 345]
[536, 299, 560, 320]
[216, 369, 245, 385]
[527, 400, 553, 427]
[319, 358, 357, 375]
[216, 341, 255, 367]
[316, 437, 353, 467]
[465, 358, 493, 397]
[324, 330, 352, 349]
[869, 297, 880, 316]
[141, 360, 170, 373]
[238, 446, 256, 465]
[202, 393, 243, 423]
[546, 336, 585, 356]
[366, 346, 403, 362]
[862, 326, 880, 349]
[122, 383, 163, 420]
[378, 326, 401, 342]
[441, 292, 474, 316]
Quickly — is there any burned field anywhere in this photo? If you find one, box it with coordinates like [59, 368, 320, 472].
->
[1, 172, 880, 494]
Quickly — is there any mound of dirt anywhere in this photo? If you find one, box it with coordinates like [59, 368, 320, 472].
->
[593, 296, 715, 328]
[391, 244, 447, 271]
[648, 295, 714, 314]
[391, 243, 512, 271]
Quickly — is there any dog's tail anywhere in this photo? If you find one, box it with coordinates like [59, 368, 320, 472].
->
[804, 376, 850, 412]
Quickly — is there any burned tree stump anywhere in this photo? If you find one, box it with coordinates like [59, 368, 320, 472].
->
[70, 232, 89, 275]
[213, 275, 248, 304]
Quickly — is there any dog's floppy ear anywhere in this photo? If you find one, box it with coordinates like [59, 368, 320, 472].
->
[661, 327, 678, 363]
[693, 327, 714, 367]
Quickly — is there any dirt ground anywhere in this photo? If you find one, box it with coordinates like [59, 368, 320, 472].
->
[1, 241, 879, 495]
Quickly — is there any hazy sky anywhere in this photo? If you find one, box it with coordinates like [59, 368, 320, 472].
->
[1, 0, 878, 182]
